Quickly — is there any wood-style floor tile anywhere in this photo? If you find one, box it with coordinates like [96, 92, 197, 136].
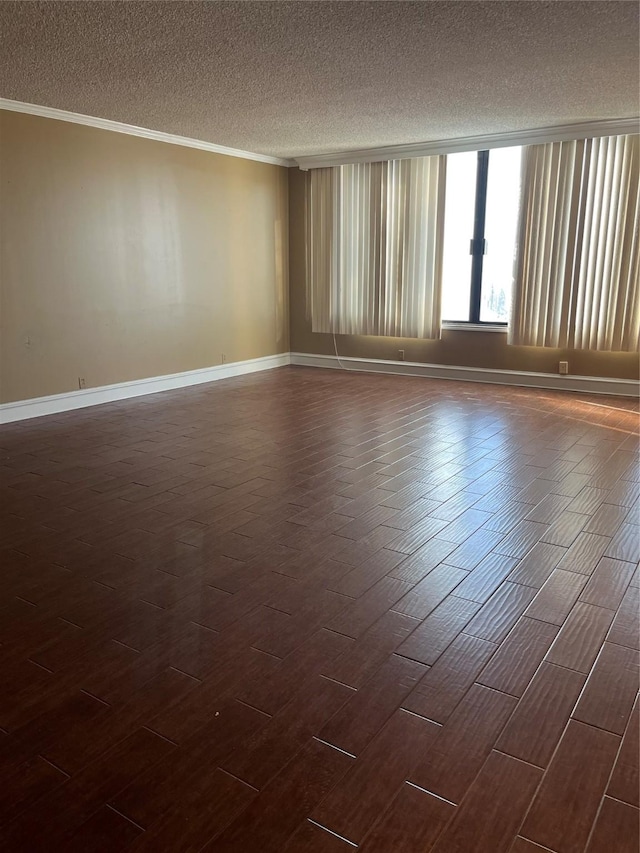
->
[607, 584, 640, 650]
[328, 548, 405, 598]
[401, 631, 497, 723]
[396, 595, 481, 666]
[221, 674, 354, 788]
[572, 642, 639, 735]
[0, 689, 108, 773]
[317, 655, 426, 756]
[607, 697, 639, 807]
[452, 552, 519, 603]
[44, 667, 199, 774]
[565, 486, 610, 516]
[520, 720, 621, 853]
[203, 739, 353, 853]
[558, 532, 613, 575]
[476, 617, 559, 696]
[431, 751, 542, 853]
[146, 645, 280, 743]
[583, 502, 630, 536]
[111, 697, 269, 829]
[322, 610, 419, 689]
[358, 782, 454, 853]
[63, 805, 143, 853]
[3, 640, 135, 727]
[606, 475, 640, 507]
[1, 368, 637, 851]
[605, 523, 640, 562]
[240, 627, 353, 715]
[545, 604, 614, 679]
[0, 755, 68, 826]
[384, 517, 448, 555]
[494, 520, 549, 559]
[542, 510, 590, 547]
[390, 563, 468, 620]
[585, 796, 640, 853]
[525, 493, 573, 524]
[437, 508, 493, 544]
[326, 576, 413, 639]
[310, 710, 440, 845]
[0, 727, 174, 849]
[125, 768, 256, 852]
[282, 820, 356, 852]
[464, 582, 538, 643]
[482, 499, 532, 533]
[387, 538, 457, 583]
[495, 661, 586, 766]
[579, 556, 636, 610]
[440, 528, 505, 571]
[409, 683, 517, 803]
[510, 836, 563, 852]
[524, 569, 588, 625]
[256, 588, 352, 659]
[507, 541, 567, 588]
[607, 478, 640, 507]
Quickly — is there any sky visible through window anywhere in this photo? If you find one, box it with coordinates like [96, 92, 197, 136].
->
[441, 151, 475, 322]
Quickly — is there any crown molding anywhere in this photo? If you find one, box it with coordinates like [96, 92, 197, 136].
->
[2, 100, 637, 172]
[294, 117, 640, 170]
[0, 98, 295, 168]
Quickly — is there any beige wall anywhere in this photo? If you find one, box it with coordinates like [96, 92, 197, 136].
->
[289, 168, 639, 381]
[2, 116, 637, 407]
[0, 111, 289, 403]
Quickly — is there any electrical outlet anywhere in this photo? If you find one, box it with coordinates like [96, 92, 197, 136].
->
[559, 361, 569, 375]
[222, 353, 227, 364]
[78, 377, 86, 389]
[398, 349, 405, 361]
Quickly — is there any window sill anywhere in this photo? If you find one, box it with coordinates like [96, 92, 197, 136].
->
[443, 322, 508, 334]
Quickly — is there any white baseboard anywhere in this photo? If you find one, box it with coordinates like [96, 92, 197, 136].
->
[290, 352, 640, 398]
[0, 353, 291, 424]
[2, 350, 636, 424]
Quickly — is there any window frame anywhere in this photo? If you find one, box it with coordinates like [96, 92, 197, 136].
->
[443, 147, 512, 327]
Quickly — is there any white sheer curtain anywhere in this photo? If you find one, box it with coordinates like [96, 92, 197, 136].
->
[509, 134, 640, 352]
[307, 156, 446, 339]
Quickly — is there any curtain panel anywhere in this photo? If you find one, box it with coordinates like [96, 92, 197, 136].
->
[306, 156, 446, 339]
[509, 134, 640, 352]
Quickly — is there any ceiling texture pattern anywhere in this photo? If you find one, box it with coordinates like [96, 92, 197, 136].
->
[0, 1, 638, 159]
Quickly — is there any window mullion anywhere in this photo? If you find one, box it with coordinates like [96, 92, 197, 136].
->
[469, 150, 489, 323]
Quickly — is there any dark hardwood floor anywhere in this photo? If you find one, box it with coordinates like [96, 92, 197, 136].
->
[0, 365, 638, 852]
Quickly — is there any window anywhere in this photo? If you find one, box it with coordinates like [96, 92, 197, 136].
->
[441, 146, 522, 324]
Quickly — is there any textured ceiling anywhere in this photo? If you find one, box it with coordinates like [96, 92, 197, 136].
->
[0, 1, 638, 159]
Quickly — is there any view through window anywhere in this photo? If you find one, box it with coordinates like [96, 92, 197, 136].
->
[442, 146, 522, 324]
